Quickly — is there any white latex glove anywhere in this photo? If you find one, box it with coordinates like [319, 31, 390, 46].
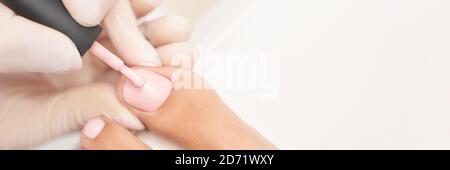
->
[0, 0, 161, 73]
[0, 0, 194, 149]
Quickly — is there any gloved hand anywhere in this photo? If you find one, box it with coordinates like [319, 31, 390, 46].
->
[0, 0, 194, 149]
[0, 0, 161, 73]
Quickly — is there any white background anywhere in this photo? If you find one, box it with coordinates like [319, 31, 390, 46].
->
[38, 0, 450, 149]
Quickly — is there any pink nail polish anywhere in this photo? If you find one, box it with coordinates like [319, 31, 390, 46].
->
[83, 118, 105, 140]
[90, 42, 146, 88]
[123, 69, 173, 112]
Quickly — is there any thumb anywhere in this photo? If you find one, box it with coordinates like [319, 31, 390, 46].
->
[0, 4, 81, 73]
[62, 0, 118, 27]
[56, 82, 146, 131]
[0, 80, 144, 149]
[81, 117, 150, 150]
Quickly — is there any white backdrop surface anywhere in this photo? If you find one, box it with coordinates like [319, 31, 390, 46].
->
[38, 0, 450, 149]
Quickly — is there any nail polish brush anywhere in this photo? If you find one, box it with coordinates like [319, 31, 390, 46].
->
[90, 42, 146, 88]
[3, 0, 146, 88]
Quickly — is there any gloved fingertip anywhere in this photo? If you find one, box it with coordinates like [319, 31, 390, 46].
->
[103, 111, 146, 131]
[66, 55, 83, 72]
[52, 48, 82, 73]
[63, 0, 104, 27]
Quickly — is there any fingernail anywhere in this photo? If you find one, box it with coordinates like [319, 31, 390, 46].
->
[123, 69, 173, 112]
[82, 118, 106, 140]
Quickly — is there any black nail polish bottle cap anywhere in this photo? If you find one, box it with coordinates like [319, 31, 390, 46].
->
[3, 0, 103, 57]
